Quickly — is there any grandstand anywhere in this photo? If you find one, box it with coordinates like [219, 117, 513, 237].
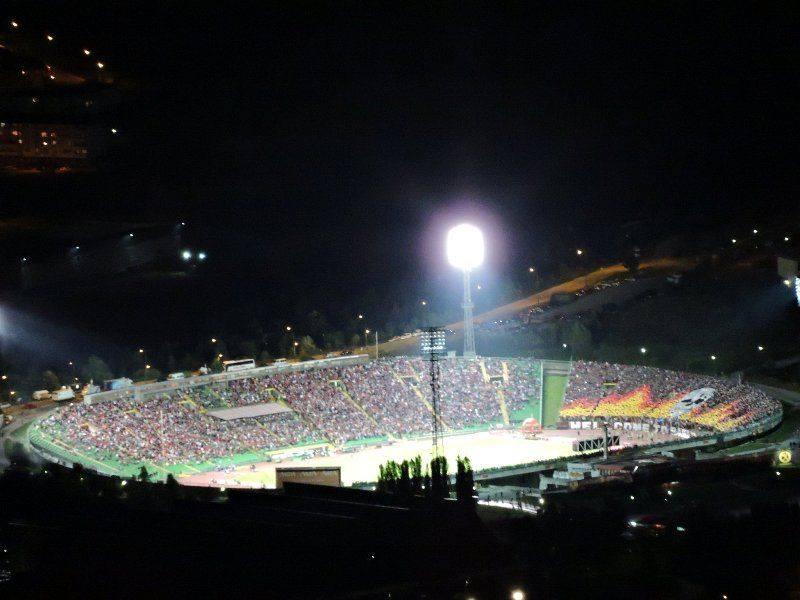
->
[28, 356, 782, 486]
[559, 361, 780, 432]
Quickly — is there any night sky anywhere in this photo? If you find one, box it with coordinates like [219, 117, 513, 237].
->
[1, 2, 799, 357]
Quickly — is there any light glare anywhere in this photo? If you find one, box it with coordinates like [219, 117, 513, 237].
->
[446, 224, 484, 271]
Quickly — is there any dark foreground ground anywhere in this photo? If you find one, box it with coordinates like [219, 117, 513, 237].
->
[2, 451, 800, 599]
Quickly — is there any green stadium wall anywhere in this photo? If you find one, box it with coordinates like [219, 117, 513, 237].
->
[542, 373, 568, 427]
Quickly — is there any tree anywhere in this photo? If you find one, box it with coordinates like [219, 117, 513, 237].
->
[455, 456, 475, 504]
[299, 335, 318, 355]
[566, 321, 593, 356]
[623, 252, 640, 274]
[326, 330, 345, 350]
[430, 456, 449, 499]
[399, 460, 411, 498]
[305, 310, 330, 338]
[410, 455, 423, 495]
[41, 370, 60, 390]
[81, 355, 112, 383]
[133, 368, 162, 382]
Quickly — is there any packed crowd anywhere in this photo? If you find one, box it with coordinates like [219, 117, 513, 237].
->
[560, 361, 781, 431]
[392, 357, 541, 429]
[38, 392, 320, 465]
[37, 357, 543, 465]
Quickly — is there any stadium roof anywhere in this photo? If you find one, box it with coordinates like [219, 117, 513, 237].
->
[207, 402, 293, 421]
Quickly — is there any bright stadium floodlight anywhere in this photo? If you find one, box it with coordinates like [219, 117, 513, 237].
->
[447, 224, 484, 357]
[447, 224, 484, 271]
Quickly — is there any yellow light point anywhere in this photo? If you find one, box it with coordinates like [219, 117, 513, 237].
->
[10, 21, 19, 29]
[96, 62, 105, 69]
[46, 34, 54, 41]
[83, 48, 91, 56]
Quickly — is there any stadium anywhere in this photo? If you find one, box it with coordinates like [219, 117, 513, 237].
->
[26, 353, 783, 488]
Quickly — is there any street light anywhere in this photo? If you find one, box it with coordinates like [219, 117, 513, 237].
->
[181, 250, 192, 261]
[640, 347, 647, 354]
[447, 224, 484, 358]
[757, 345, 764, 352]
[285, 325, 292, 332]
[710, 355, 717, 361]
[211, 338, 217, 343]
[138, 348, 144, 354]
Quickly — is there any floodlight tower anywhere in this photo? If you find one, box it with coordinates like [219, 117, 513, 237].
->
[447, 224, 484, 358]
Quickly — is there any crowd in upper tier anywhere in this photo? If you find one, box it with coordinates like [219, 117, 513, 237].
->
[559, 361, 780, 431]
[36, 357, 542, 465]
